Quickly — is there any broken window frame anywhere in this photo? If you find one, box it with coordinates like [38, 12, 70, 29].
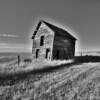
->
[40, 35, 44, 46]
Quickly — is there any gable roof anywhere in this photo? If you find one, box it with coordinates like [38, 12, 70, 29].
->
[32, 20, 77, 40]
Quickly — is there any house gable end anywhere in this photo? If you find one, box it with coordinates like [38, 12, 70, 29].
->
[32, 21, 55, 39]
[32, 20, 55, 61]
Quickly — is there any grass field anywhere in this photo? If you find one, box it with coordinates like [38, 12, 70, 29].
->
[0, 55, 100, 100]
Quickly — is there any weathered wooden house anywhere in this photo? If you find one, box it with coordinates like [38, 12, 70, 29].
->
[32, 20, 76, 61]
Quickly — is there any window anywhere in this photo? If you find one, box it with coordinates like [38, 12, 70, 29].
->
[45, 48, 50, 59]
[36, 49, 39, 58]
[40, 36, 44, 46]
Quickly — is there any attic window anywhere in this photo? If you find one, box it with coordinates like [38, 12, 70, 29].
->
[40, 35, 44, 46]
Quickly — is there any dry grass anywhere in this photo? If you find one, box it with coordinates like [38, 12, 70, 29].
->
[0, 59, 73, 75]
[0, 62, 100, 100]
[0, 56, 100, 100]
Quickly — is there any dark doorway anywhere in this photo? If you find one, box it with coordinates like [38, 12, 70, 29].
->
[56, 50, 59, 59]
[45, 48, 50, 59]
[36, 49, 39, 58]
[40, 36, 44, 46]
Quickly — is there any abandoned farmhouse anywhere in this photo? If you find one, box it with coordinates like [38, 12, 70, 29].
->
[32, 20, 77, 61]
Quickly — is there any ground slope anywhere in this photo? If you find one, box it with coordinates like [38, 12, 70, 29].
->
[0, 62, 100, 100]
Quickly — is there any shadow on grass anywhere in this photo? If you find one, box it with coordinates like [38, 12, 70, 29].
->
[0, 55, 100, 86]
[74, 55, 100, 63]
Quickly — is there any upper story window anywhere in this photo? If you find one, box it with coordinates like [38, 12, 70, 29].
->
[40, 35, 44, 46]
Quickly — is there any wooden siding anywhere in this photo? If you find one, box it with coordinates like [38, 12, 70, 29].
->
[32, 22, 54, 61]
[53, 33, 75, 60]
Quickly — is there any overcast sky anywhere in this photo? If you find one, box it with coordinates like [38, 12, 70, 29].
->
[0, 0, 100, 52]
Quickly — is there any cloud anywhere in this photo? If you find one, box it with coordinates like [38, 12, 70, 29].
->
[0, 43, 32, 52]
[0, 43, 28, 47]
[0, 34, 18, 38]
[0, 43, 8, 46]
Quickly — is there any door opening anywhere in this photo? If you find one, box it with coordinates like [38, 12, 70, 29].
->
[56, 50, 59, 59]
[45, 48, 50, 59]
[36, 49, 39, 58]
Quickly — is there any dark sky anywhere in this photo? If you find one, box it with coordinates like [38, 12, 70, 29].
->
[0, 0, 100, 52]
